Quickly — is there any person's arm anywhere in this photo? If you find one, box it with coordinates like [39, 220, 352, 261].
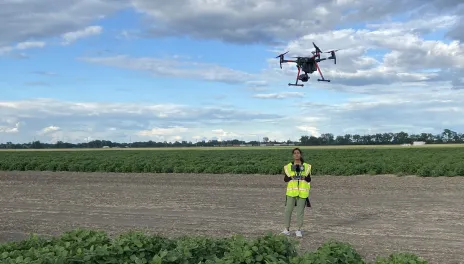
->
[283, 164, 292, 182]
[304, 164, 312, 182]
[304, 174, 311, 182]
[284, 174, 291, 182]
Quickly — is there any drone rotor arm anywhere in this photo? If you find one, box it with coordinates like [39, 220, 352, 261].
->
[330, 51, 336, 64]
[275, 51, 290, 69]
[324, 49, 340, 64]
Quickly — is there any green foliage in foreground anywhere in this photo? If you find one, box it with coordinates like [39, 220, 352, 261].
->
[1, 147, 463, 176]
[0, 228, 428, 264]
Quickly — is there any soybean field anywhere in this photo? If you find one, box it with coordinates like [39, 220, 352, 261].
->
[1, 145, 464, 176]
[1, 145, 464, 263]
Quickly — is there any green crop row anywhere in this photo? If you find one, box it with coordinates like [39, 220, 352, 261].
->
[1, 147, 463, 176]
[0, 228, 428, 264]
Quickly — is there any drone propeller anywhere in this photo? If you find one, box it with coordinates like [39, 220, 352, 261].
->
[275, 51, 289, 68]
[324, 49, 340, 53]
[324, 49, 340, 64]
[275, 51, 289, 58]
[312, 42, 322, 54]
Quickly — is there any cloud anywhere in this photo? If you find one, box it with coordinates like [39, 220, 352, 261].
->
[61, 25, 103, 45]
[296, 125, 320, 137]
[446, 15, 464, 41]
[0, 41, 46, 56]
[131, 0, 338, 44]
[1, 88, 462, 143]
[0, 122, 19, 133]
[253, 92, 304, 99]
[1, 0, 462, 46]
[298, 88, 464, 135]
[38, 126, 61, 135]
[0, 98, 282, 143]
[211, 128, 238, 139]
[137, 126, 188, 136]
[80, 55, 264, 85]
[130, 0, 464, 44]
[0, 0, 126, 46]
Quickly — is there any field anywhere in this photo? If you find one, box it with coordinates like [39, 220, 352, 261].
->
[1, 145, 464, 176]
[1, 146, 463, 263]
[2, 143, 464, 151]
[1, 171, 464, 263]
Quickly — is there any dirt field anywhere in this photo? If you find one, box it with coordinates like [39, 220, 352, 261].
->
[1, 171, 463, 263]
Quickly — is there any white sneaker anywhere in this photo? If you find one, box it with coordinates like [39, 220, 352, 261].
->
[295, 230, 302, 237]
[281, 229, 290, 236]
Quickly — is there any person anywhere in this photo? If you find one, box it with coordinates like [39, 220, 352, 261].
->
[281, 147, 312, 237]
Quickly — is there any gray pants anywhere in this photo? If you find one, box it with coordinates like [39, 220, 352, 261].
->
[284, 195, 307, 230]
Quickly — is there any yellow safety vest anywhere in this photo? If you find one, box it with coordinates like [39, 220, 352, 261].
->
[283, 162, 311, 198]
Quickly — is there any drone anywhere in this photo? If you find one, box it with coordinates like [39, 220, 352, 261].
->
[276, 42, 340, 87]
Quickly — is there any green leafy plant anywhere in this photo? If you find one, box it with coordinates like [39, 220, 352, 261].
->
[0, 147, 463, 176]
[290, 240, 365, 264]
[374, 252, 428, 264]
[0, 228, 429, 264]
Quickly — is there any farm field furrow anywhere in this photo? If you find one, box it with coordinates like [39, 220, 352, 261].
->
[1, 146, 464, 176]
[1, 171, 463, 263]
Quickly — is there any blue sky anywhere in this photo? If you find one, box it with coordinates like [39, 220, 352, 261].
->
[1, 0, 463, 143]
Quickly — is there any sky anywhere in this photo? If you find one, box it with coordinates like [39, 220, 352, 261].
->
[1, 0, 463, 144]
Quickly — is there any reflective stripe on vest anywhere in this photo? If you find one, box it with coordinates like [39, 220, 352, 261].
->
[284, 162, 311, 198]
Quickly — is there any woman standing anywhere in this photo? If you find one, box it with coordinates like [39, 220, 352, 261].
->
[281, 147, 312, 237]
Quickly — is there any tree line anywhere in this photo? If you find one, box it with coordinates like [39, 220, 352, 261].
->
[299, 129, 463, 145]
[0, 129, 462, 149]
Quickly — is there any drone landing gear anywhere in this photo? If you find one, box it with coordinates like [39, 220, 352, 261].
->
[289, 72, 308, 87]
[315, 61, 330, 82]
[288, 83, 304, 87]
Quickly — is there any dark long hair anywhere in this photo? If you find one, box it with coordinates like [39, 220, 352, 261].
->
[292, 147, 304, 163]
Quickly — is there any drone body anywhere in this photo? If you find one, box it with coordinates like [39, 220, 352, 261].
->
[276, 42, 339, 87]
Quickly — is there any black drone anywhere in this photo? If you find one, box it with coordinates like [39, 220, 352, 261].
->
[276, 42, 340, 86]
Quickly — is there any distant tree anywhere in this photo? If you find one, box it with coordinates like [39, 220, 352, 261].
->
[1, 129, 463, 149]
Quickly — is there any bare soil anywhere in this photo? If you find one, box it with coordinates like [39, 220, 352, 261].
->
[1, 171, 463, 263]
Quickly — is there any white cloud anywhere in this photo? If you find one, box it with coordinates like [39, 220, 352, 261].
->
[0, 0, 126, 46]
[2, 85, 463, 144]
[296, 125, 320, 137]
[137, 126, 188, 136]
[80, 55, 266, 85]
[129, 0, 463, 44]
[0, 41, 45, 56]
[211, 129, 239, 141]
[298, 88, 464, 135]
[61, 25, 103, 45]
[0, 98, 282, 143]
[38, 126, 60, 135]
[15, 41, 46, 50]
[253, 92, 305, 99]
[0, 122, 19, 133]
